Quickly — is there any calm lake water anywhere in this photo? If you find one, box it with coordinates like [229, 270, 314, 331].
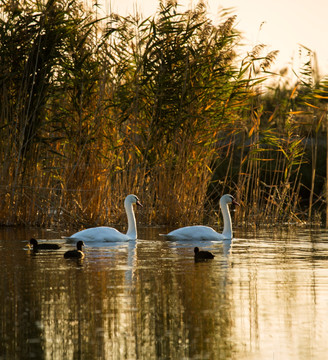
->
[1, 226, 328, 360]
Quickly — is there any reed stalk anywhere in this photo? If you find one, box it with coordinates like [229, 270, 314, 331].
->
[0, 0, 327, 228]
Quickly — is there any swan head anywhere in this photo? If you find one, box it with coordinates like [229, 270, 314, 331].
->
[220, 194, 240, 207]
[125, 194, 143, 207]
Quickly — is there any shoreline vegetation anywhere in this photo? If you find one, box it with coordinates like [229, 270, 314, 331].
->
[1, 0, 328, 230]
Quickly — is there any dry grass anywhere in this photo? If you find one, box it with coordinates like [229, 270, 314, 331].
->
[0, 0, 327, 229]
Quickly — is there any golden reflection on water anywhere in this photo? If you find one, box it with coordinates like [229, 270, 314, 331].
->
[1, 227, 328, 359]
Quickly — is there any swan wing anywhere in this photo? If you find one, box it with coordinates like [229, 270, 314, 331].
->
[69, 226, 131, 242]
[164, 225, 226, 241]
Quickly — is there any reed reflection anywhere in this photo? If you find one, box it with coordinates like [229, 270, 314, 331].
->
[131, 239, 235, 359]
[30, 238, 235, 359]
[230, 230, 328, 359]
[2, 228, 328, 359]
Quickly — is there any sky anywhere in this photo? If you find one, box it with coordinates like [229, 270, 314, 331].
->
[99, 0, 328, 78]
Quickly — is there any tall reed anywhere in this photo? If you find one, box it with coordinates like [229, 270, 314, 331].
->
[0, 0, 327, 229]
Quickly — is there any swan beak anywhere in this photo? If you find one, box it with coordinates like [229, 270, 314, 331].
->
[136, 200, 143, 207]
[232, 199, 240, 206]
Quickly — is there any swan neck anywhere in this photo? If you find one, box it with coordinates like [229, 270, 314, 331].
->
[221, 202, 233, 238]
[125, 201, 137, 239]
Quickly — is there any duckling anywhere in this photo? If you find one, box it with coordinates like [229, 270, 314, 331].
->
[29, 238, 61, 251]
[64, 241, 85, 259]
[194, 246, 215, 261]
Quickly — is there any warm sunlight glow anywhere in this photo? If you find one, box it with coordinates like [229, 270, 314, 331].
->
[104, 0, 328, 76]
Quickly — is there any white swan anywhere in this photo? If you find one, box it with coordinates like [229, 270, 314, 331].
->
[162, 194, 239, 240]
[69, 194, 142, 242]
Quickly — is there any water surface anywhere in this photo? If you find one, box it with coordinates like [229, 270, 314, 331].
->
[1, 226, 328, 359]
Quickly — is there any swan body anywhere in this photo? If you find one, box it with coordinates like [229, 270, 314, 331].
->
[69, 194, 142, 242]
[64, 241, 85, 259]
[163, 194, 239, 241]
